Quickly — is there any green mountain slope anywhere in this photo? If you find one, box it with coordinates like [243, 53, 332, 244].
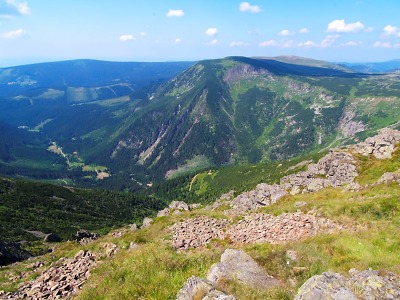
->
[106, 57, 400, 182]
[1, 56, 400, 188]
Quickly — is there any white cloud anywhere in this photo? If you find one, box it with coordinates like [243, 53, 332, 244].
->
[207, 39, 218, 46]
[239, 2, 261, 13]
[205, 27, 218, 36]
[277, 29, 293, 37]
[298, 40, 318, 48]
[1, 28, 26, 38]
[299, 28, 309, 34]
[229, 41, 249, 47]
[119, 34, 135, 42]
[259, 39, 278, 47]
[175, 38, 182, 44]
[297, 35, 340, 48]
[166, 9, 184, 17]
[364, 27, 374, 32]
[394, 43, 400, 48]
[326, 19, 364, 33]
[382, 25, 400, 37]
[139, 32, 147, 37]
[0, 0, 30, 17]
[321, 34, 340, 47]
[373, 41, 392, 48]
[258, 39, 293, 48]
[341, 41, 362, 47]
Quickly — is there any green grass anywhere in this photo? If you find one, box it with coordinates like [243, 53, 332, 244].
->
[355, 147, 400, 185]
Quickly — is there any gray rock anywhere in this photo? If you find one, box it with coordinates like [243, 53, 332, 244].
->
[281, 151, 358, 194]
[378, 171, 400, 184]
[295, 269, 400, 300]
[8, 250, 96, 299]
[348, 268, 400, 300]
[141, 217, 153, 228]
[354, 128, 400, 159]
[169, 201, 190, 211]
[103, 243, 118, 257]
[157, 208, 171, 217]
[231, 184, 287, 213]
[207, 249, 280, 289]
[189, 203, 201, 210]
[129, 223, 138, 231]
[202, 290, 236, 300]
[286, 250, 298, 262]
[176, 276, 235, 300]
[295, 272, 357, 300]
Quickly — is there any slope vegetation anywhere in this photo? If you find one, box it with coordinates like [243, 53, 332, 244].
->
[1, 129, 400, 299]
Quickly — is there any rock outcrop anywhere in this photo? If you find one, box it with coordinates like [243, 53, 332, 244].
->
[295, 269, 400, 300]
[280, 151, 358, 195]
[157, 201, 198, 217]
[353, 127, 400, 159]
[231, 184, 287, 213]
[378, 170, 400, 184]
[0, 241, 32, 266]
[213, 129, 400, 214]
[207, 249, 281, 289]
[75, 230, 99, 245]
[3, 250, 96, 300]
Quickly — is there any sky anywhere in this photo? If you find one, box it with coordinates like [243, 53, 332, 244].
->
[1, 0, 400, 67]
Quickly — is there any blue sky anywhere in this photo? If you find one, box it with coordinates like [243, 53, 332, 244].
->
[1, 0, 400, 67]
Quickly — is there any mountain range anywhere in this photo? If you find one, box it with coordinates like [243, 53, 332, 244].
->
[1, 56, 400, 189]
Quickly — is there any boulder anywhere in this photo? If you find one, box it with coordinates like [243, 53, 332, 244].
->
[141, 217, 153, 228]
[231, 184, 287, 213]
[129, 223, 138, 231]
[207, 249, 280, 289]
[157, 208, 171, 217]
[176, 276, 235, 300]
[378, 171, 400, 184]
[295, 269, 400, 300]
[103, 243, 118, 257]
[295, 272, 356, 300]
[286, 250, 299, 262]
[169, 201, 190, 211]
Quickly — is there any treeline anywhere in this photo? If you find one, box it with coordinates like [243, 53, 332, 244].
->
[0, 177, 166, 242]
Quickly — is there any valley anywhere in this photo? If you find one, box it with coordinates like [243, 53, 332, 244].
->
[2, 57, 400, 189]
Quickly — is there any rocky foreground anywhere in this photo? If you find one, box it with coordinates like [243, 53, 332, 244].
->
[1, 128, 400, 299]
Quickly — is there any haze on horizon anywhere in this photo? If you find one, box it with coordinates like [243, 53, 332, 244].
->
[1, 0, 400, 67]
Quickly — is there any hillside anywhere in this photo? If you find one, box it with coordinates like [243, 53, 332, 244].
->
[1, 57, 400, 189]
[1, 128, 400, 299]
[105, 56, 400, 182]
